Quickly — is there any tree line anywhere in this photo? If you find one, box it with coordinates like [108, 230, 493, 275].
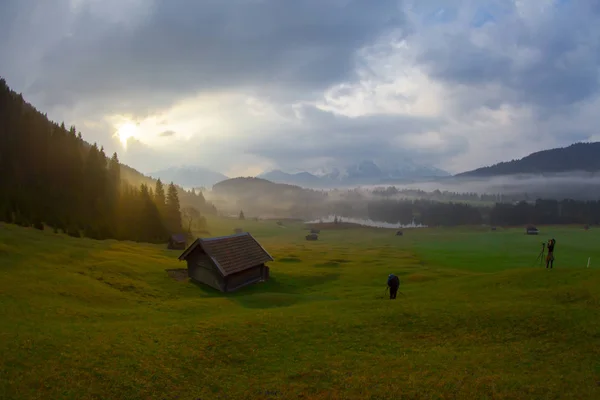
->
[369, 187, 529, 204]
[354, 198, 600, 227]
[489, 199, 600, 226]
[0, 77, 211, 242]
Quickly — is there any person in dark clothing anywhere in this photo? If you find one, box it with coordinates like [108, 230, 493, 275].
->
[387, 274, 400, 299]
[546, 238, 556, 268]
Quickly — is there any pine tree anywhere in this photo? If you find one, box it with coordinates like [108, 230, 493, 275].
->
[106, 152, 121, 236]
[140, 184, 168, 243]
[154, 179, 166, 220]
[166, 182, 182, 233]
[239, 210, 245, 220]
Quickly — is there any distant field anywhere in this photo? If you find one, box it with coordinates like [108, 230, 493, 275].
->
[1, 219, 599, 399]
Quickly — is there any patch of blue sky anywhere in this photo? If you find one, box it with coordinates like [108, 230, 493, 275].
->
[471, 8, 495, 27]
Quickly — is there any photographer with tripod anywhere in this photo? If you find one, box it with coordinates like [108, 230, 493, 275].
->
[546, 238, 556, 269]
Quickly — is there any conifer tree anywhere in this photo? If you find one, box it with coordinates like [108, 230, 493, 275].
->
[166, 182, 182, 233]
[154, 179, 166, 220]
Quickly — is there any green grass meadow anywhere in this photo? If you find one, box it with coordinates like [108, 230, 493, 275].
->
[1, 218, 599, 399]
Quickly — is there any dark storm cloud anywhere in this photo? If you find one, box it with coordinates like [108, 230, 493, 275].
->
[244, 104, 466, 168]
[6, 0, 408, 115]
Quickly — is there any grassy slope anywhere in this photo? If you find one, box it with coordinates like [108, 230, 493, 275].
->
[1, 219, 599, 399]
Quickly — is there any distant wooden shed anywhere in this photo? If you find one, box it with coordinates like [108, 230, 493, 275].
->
[396, 230, 403, 236]
[306, 233, 318, 241]
[178, 232, 273, 293]
[526, 225, 539, 235]
[167, 233, 187, 250]
[491, 226, 497, 231]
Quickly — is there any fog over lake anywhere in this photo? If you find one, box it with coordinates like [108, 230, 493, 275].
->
[307, 215, 427, 229]
[355, 172, 600, 200]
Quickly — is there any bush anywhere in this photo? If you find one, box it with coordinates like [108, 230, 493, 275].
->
[84, 226, 100, 240]
[14, 213, 30, 227]
[67, 226, 80, 238]
[2, 209, 12, 224]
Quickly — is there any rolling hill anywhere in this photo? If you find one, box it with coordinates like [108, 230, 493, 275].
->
[208, 177, 329, 218]
[457, 142, 600, 177]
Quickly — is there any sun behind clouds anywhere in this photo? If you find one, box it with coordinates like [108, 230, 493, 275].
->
[114, 122, 139, 148]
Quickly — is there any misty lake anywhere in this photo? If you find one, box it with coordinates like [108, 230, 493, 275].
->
[306, 215, 427, 229]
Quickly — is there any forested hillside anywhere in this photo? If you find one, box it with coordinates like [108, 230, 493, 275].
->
[457, 142, 600, 177]
[210, 177, 329, 218]
[0, 78, 215, 242]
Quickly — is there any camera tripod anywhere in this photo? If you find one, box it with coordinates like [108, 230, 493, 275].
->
[533, 242, 546, 267]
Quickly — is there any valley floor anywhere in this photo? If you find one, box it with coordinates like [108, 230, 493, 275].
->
[1, 220, 599, 399]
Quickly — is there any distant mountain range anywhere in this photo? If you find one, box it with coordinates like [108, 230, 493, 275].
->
[457, 142, 600, 177]
[147, 142, 600, 191]
[258, 160, 450, 188]
[148, 166, 229, 189]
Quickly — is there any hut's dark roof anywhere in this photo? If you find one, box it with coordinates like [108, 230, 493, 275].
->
[178, 233, 273, 276]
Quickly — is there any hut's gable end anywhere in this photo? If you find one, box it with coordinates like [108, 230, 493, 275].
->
[185, 248, 224, 291]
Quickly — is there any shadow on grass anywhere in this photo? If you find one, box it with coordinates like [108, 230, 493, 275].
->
[188, 271, 340, 309]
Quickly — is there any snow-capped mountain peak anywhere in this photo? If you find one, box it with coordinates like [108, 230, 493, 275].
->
[258, 159, 450, 188]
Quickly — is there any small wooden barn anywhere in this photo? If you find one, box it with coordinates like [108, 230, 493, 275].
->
[306, 233, 318, 241]
[526, 225, 539, 235]
[167, 233, 187, 250]
[396, 230, 403, 236]
[491, 226, 497, 231]
[178, 232, 273, 293]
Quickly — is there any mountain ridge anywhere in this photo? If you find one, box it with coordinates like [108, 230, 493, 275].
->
[456, 142, 600, 177]
[258, 160, 450, 188]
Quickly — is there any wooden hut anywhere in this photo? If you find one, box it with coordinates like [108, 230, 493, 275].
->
[178, 232, 273, 293]
[167, 233, 187, 250]
[491, 226, 497, 231]
[305, 233, 318, 241]
[526, 225, 539, 235]
[396, 230, 403, 236]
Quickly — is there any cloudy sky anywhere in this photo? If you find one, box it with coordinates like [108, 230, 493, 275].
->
[1, 0, 599, 177]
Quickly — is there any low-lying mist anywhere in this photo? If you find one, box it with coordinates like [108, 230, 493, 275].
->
[364, 172, 600, 198]
[199, 172, 600, 225]
[306, 215, 427, 229]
